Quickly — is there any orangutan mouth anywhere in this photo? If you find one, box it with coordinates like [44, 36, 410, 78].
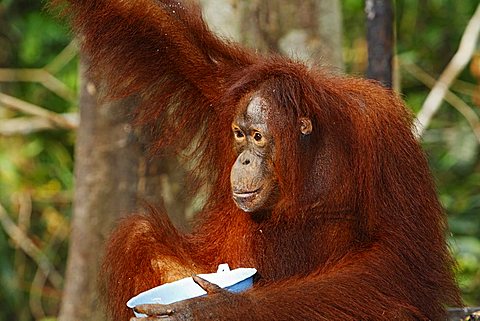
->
[232, 187, 262, 199]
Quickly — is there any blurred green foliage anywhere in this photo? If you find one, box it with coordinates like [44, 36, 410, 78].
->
[0, 0, 478, 320]
[0, 1, 76, 320]
[394, 1, 480, 305]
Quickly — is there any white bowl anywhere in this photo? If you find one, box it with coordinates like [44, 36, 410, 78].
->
[127, 264, 256, 317]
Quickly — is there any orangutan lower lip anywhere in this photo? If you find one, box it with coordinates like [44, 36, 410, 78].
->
[233, 188, 261, 198]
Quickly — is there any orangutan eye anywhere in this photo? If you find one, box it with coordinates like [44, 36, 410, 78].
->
[234, 130, 244, 139]
[253, 132, 262, 141]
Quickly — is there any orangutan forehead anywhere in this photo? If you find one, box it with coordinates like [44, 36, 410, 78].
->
[243, 95, 269, 124]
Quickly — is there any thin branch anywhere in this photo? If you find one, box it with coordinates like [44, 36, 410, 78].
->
[29, 214, 69, 320]
[30, 270, 47, 320]
[17, 193, 32, 233]
[0, 115, 78, 135]
[452, 78, 477, 98]
[415, 4, 480, 137]
[14, 193, 46, 320]
[13, 193, 32, 290]
[0, 93, 78, 130]
[0, 202, 63, 290]
[45, 40, 78, 74]
[403, 62, 480, 143]
[0, 68, 76, 101]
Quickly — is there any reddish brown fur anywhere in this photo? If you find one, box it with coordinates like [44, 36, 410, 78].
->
[54, 0, 461, 320]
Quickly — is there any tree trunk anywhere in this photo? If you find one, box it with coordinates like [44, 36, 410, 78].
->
[239, 0, 343, 68]
[138, 155, 191, 231]
[365, 0, 394, 88]
[58, 57, 145, 321]
[448, 308, 480, 321]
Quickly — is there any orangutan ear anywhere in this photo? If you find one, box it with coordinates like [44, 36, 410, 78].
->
[299, 117, 312, 135]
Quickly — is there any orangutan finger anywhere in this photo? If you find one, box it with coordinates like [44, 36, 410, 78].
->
[130, 317, 173, 321]
[192, 275, 222, 294]
[134, 304, 175, 316]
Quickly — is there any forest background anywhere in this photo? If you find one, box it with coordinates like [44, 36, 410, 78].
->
[0, 0, 479, 320]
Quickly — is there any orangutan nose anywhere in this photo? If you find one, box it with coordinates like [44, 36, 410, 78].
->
[239, 152, 251, 166]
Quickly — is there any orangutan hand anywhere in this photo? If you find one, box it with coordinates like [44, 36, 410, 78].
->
[130, 276, 245, 321]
